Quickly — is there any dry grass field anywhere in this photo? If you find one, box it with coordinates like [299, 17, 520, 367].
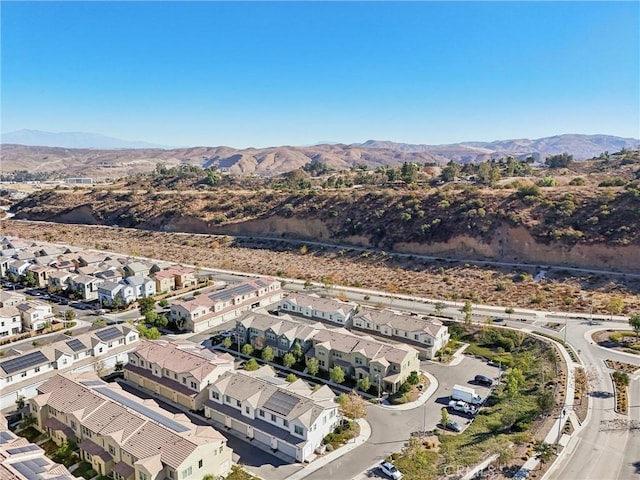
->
[4, 219, 639, 315]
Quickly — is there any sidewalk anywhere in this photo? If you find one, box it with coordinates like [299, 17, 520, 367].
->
[377, 370, 439, 411]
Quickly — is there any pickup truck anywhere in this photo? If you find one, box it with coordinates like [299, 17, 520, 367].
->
[448, 400, 477, 415]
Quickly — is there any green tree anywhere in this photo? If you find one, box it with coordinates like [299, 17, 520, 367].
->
[440, 407, 449, 428]
[292, 342, 303, 360]
[261, 346, 274, 362]
[145, 310, 158, 325]
[607, 295, 624, 320]
[629, 313, 640, 337]
[462, 300, 473, 324]
[25, 271, 37, 288]
[545, 153, 573, 168]
[244, 358, 259, 371]
[138, 296, 156, 316]
[64, 309, 76, 324]
[285, 373, 298, 383]
[15, 396, 25, 411]
[440, 161, 461, 182]
[221, 337, 232, 349]
[282, 352, 296, 369]
[504, 367, 526, 397]
[21, 414, 37, 429]
[241, 343, 254, 356]
[306, 357, 319, 376]
[357, 376, 371, 393]
[536, 390, 555, 415]
[401, 162, 419, 183]
[534, 441, 555, 465]
[330, 366, 346, 384]
[406, 371, 420, 385]
[158, 298, 169, 308]
[155, 314, 169, 328]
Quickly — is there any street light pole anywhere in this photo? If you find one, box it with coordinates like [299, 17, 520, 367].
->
[556, 408, 566, 453]
[564, 317, 567, 343]
[375, 374, 380, 399]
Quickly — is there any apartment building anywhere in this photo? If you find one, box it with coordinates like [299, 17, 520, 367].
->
[16, 301, 54, 331]
[170, 278, 283, 333]
[352, 307, 450, 359]
[29, 373, 232, 480]
[0, 324, 139, 410]
[124, 340, 234, 410]
[307, 327, 421, 393]
[0, 290, 26, 307]
[236, 311, 321, 357]
[152, 265, 197, 293]
[278, 293, 356, 328]
[204, 367, 340, 463]
[0, 417, 80, 480]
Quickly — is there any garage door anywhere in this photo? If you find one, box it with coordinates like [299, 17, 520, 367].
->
[231, 418, 248, 436]
[253, 429, 271, 449]
[277, 440, 298, 460]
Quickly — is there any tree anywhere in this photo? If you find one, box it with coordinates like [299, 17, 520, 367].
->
[462, 301, 473, 324]
[21, 414, 37, 428]
[112, 295, 123, 311]
[440, 407, 449, 428]
[440, 161, 461, 182]
[337, 391, 368, 420]
[42, 320, 52, 333]
[536, 390, 555, 415]
[505, 307, 515, 319]
[401, 162, 419, 183]
[64, 309, 76, 325]
[244, 358, 259, 371]
[138, 296, 156, 316]
[292, 342, 303, 360]
[306, 357, 319, 376]
[357, 376, 371, 393]
[330, 366, 346, 384]
[545, 153, 573, 168]
[504, 367, 526, 397]
[607, 295, 624, 320]
[158, 298, 169, 308]
[155, 314, 169, 328]
[434, 302, 445, 316]
[25, 271, 37, 288]
[285, 373, 298, 383]
[534, 441, 554, 465]
[15, 396, 25, 411]
[221, 337, 232, 349]
[145, 310, 159, 325]
[261, 346, 274, 362]
[282, 353, 296, 369]
[629, 313, 640, 337]
[407, 371, 420, 385]
[241, 344, 254, 356]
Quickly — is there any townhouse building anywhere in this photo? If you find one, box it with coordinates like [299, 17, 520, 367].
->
[124, 340, 234, 410]
[0, 417, 80, 480]
[7, 260, 30, 278]
[307, 327, 421, 394]
[16, 301, 54, 331]
[204, 367, 340, 463]
[152, 265, 197, 294]
[170, 278, 283, 333]
[352, 307, 450, 359]
[48, 270, 73, 291]
[278, 293, 356, 328]
[124, 275, 156, 298]
[68, 274, 104, 301]
[97, 281, 136, 307]
[0, 306, 22, 337]
[27, 264, 56, 288]
[0, 290, 26, 307]
[29, 373, 232, 480]
[123, 262, 151, 278]
[236, 311, 321, 357]
[0, 324, 139, 410]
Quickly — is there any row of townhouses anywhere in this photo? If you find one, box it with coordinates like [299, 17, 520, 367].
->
[236, 310, 422, 393]
[0, 236, 196, 305]
[0, 324, 139, 410]
[169, 278, 284, 332]
[0, 416, 81, 480]
[122, 340, 340, 463]
[0, 290, 55, 336]
[278, 293, 450, 359]
[29, 372, 232, 480]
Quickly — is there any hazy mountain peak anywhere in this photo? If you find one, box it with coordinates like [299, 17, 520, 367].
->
[0, 129, 170, 149]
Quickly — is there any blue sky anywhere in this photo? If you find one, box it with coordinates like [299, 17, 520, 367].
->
[1, 1, 638, 148]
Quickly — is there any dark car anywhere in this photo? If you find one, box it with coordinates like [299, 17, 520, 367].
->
[443, 420, 462, 432]
[475, 374, 493, 387]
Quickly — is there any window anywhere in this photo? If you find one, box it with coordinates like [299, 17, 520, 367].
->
[283, 419, 289, 427]
[355, 357, 362, 365]
[245, 406, 250, 414]
[258, 409, 264, 417]
[225, 395, 231, 403]
[21, 372, 27, 378]
[108, 445, 115, 455]
[236, 399, 241, 407]
[181, 466, 192, 478]
[139, 473, 148, 480]
[182, 378, 186, 384]
[71, 421, 77, 430]
[140, 360, 145, 367]
[198, 459, 203, 468]
[294, 425, 303, 436]
[168, 471, 175, 479]
[212, 391, 220, 400]
[271, 414, 276, 422]
[190, 381, 197, 389]
[35, 366, 40, 372]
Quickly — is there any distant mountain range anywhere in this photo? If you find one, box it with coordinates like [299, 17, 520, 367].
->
[0, 129, 168, 149]
[1, 132, 638, 178]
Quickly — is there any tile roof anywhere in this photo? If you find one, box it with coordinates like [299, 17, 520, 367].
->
[281, 293, 355, 315]
[354, 307, 447, 337]
[238, 311, 321, 342]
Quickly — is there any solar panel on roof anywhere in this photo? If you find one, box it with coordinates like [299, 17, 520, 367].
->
[1, 351, 48, 374]
[263, 391, 300, 416]
[66, 338, 87, 352]
[0, 431, 15, 444]
[7, 444, 41, 455]
[80, 380, 105, 387]
[94, 387, 189, 433]
[255, 279, 268, 288]
[95, 326, 122, 342]
[13, 457, 49, 477]
[209, 283, 255, 301]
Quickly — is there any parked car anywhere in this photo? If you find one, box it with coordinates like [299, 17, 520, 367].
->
[492, 317, 505, 323]
[379, 461, 403, 479]
[474, 374, 494, 387]
[448, 400, 477, 415]
[443, 420, 462, 432]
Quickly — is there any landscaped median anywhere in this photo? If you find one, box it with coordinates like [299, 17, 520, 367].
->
[384, 323, 569, 480]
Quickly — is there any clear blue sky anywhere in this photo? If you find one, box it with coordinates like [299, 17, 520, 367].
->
[1, 1, 638, 148]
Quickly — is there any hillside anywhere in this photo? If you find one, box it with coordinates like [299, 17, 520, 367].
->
[1, 134, 637, 179]
[8, 150, 640, 273]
